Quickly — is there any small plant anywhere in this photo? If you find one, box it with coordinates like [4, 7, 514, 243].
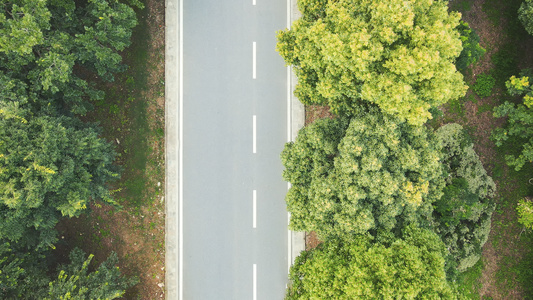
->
[519, 0, 533, 36]
[456, 21, 486, 71]
[109, 104, 120, 115]
[473, 73, 496, 98]
[517, 198, 533, 229]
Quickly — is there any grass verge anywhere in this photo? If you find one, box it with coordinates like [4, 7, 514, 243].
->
[55, 0, 166, 299]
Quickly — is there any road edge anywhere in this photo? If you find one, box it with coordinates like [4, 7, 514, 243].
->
[288, 0, 306, 269]
[165, 0, 180, 299]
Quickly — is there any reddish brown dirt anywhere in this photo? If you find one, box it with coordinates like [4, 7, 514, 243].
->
[56, 1, 166, 299]
[302, 105, 333, 250]
[446, 0, 533, 298]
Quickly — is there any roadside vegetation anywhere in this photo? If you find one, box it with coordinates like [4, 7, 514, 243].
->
[280, 0, 533, 298]
[0, 0, 165, 298]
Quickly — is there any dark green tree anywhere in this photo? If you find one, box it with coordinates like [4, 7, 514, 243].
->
[0, 244, 135, 299]
[0, 0, 140, 249]
[519, 0, 533, 35]
[0, 99, 118, 249]
[282, 106, 444, 241]
[456, 21, 486, 71]
[0, 0, 139, 114]
[0, 242, 49, 299]
[45, 248, 137, 300]
[434, 124, 495, 273]
[286, 226, 459, 299]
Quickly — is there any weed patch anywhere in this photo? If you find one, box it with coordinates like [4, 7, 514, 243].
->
[474, 74, 496, 98]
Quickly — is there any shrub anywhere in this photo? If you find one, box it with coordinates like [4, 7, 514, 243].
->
[473, 74, 496, 98]
[456, 21, 486, 71]
[519, 0, 533, 35]
[492, 72, 533, 171]
[517, 198, 533, 229]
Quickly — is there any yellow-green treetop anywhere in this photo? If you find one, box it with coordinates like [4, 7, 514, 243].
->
[277, 0, 467, 125]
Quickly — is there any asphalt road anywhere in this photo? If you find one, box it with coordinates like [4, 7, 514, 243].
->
[167, 0, 291, 299]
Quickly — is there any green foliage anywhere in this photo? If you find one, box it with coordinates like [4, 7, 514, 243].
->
[0, 0, 138, 114]
[0, 103, 119, 249]
[492, 73, 533, 171]
[0, 242, 48, 299]
[517, 198, 533, 229]
[473, 73, 496, 98]
[434, 124, 495, 273]
[456, 21, 486, 70]
[282, 107, 444, 241]
[277, 0, 467, 125]
[286, 226, 459, 299]
[0, 0, 140, 249]
[519, 0, 533, 35]
[491, 44, 520, 87]
[0, 244, 135, 299]
[45, 248, 138, 300]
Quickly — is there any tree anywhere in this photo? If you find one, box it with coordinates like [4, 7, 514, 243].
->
[0, 244, 136, 299]
[45, 248, 137, 300]
[0, 99, 119, 249]
[286, 226, 458, 299]
[0, 242, 48, 299]
[0, 0, 139, 114]
[492, 72, 533, 171]
[282, 106, 444, 241]
[519, 0, 533, 35]
[277, 0, 467, 125]
[434, 124, 495, 273]
[0, 0, 141, 249]
[456, 21, 486, 71]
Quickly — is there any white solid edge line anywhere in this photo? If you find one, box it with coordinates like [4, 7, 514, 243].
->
[253, 264, 257, 300]
[179, 0, 184, 297]
[179, 0, 184, 298]
[287, 66, 291, 143]
[253, 42, 257, 79]
[253, 115, 257, 153]
[253, 0, 256, 5]
[253, 190, 257, 228]
[287, 0, 291, 29]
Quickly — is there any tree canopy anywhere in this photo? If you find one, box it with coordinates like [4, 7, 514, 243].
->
[492, 73, 533, 171]
[456, 21, 486, 71]
[0, 0, 139, 295]
[286, 226, 458, 299]
[0, 102, 118, 248]
[434, 123, 495, 273]
[281, 107, 444, 241]
[45, 248, 137, 300]
[0, 0, 138, 114]
[0, 0, 140, 249]
[519, 0, 533, 35]
[277, 0, 467, 125]
[0, 245, 136, 299]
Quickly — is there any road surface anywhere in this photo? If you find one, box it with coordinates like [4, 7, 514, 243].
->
[166, 0, 292, 299]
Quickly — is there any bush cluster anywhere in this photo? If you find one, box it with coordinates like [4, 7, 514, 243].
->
[473, 73, 496, 98]
[456, 21, 486, 71]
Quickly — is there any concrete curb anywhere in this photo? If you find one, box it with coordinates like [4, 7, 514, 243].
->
[288, 0, 306, 267]
[165, 0, 180, 299]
